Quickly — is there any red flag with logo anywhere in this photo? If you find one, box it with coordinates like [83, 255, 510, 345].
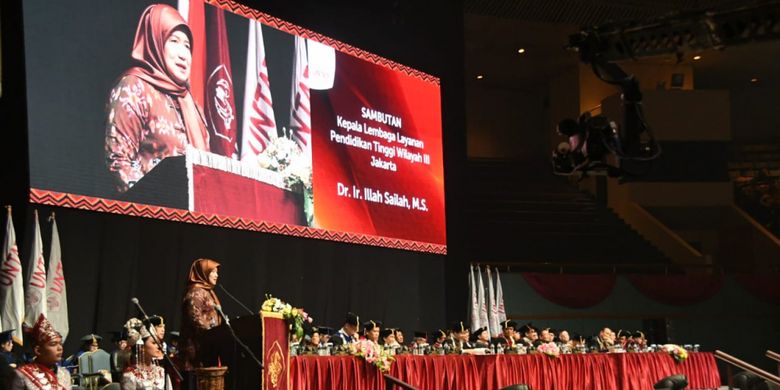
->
[178, 0, 206, 108]
[205, 6, 238, 158]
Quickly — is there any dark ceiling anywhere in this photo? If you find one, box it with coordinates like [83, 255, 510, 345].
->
[464, 0, 780, 90]
[464, 0, 769, 26]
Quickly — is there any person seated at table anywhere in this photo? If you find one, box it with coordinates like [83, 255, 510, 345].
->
[64, 334, 103, 372]
[519, 323, 540, 348]
[616, 329, 633, 349]
[362, 321, 381, 344]
[299, 326, 321, 355]
[412, 331, 429, 348]
[0, 330, 19, 390]
[443, 321, 473, 350]
[470, 327, 491, 349]
[539, 328, 555, 344]
[632, 331, 647, 351]
[495, 320, 517, 348]
[590, 327, 614, 352]
[316, 327, 334, 347]
[166, 331, 180, 359]
[379, 329, 396, 349]
[332, 313, 360, 346]
[557, 330, 574, 352]
[432, 329, 448, 349]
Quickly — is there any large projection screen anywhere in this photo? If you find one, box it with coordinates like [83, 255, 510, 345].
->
[23, 0, 446, 253]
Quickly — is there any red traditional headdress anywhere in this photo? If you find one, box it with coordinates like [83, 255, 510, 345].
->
[30, 314, 61, 345]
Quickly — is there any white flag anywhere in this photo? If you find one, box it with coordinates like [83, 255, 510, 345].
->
[486, 266, 499, 336]
[23, 210, 47, 328]
[1, 208, 24, 344]
[240, 19, 278, 162]
[476, 266, 489, 337]
[46, 214, 68, 341]
[496, 268, 507, 323]
[469, 265, 479, 332]
[290, 36, 311, 150]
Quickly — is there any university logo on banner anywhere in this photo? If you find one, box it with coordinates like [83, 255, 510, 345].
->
[206, 64, 237, 145]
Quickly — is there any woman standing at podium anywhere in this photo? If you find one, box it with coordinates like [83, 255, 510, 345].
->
[179, 258, 222, 383]
[105, 3, 210, 194]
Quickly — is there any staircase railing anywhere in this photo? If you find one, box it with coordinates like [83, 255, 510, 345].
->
[767, 350, 780, 375]
[384, 374, 419, 390]
[714, 350, 780, 389]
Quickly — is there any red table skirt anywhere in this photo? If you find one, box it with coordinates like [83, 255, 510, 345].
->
[290, 352, 720, 390]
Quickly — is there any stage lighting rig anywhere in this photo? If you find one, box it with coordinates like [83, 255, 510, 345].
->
[553, 1, 780, 178]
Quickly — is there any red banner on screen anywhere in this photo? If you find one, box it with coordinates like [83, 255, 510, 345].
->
[311, 51, 445, 246]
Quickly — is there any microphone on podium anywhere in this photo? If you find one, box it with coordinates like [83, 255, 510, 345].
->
[214, 304, 230, 327]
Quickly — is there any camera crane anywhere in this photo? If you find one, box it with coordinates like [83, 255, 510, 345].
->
[553, 1, 780, 178]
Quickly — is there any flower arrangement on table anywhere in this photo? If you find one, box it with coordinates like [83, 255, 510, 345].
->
[256, 136, 314, 225]
[662, 344, 689, 363]
[347, 339, 395, 373]
[261, 295, 313, 340]
[536, 342, 561, 358]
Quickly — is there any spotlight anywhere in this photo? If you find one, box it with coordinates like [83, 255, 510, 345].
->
[693, 55, 701, 60]
[653, 374, 688, 390]
[476, 75, 484, 80]
[517, 48, 526, 54]
[751, 77, 759, 83]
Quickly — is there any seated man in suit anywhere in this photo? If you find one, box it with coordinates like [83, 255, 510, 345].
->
[519, 323, 540, 348]
[495, 320, 517, 349]
[470, 327, 491, 349]
[64, 334, 102, 373]
[443, 321, 472, 351]
[332, 312, 360, 346]
[590, 327, 615, 352]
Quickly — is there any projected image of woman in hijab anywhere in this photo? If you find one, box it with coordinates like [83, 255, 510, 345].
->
[105, 4, 210, 193]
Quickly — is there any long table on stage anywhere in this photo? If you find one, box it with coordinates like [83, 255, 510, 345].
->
[290, 352, 720, 389]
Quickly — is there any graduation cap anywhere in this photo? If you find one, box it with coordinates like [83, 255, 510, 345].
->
[470, 327, 487, 340]
[345, 312, 359, 327]
[143, 315, 165, 327]
[520, 323, 537, 335]
[109, 330, 128, 343]
[435, 329, 448, 339]
[617, 329, 629, 338]
[80, 334, 103, 346]
[413, 331, 428, 339]
[501, 320, 518, 330]
[379, 328, 395, 339]
[304, 325, 320, 337]
[633, 330, 645, 339]
[362, 320, 382, 331]
[0, 330, 14, 344]
[168, 331, 180, 340]
[450, 321, 467, 333]
[317, 326, 334, 336]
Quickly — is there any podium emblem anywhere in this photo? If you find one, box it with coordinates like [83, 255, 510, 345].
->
[267, 341, 285, 388]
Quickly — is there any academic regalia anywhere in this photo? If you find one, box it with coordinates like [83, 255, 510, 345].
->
[331, 313, 360, 346]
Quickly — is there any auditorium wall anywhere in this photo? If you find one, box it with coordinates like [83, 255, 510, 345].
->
[501, 272, 780, 375]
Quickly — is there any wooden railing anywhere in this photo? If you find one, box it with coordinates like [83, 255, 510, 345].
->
[384, 374, 419, 390]
[767, 350, 780, 375]
[714, 350, 780, 389]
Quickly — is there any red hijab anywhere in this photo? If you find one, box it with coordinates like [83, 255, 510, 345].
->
[187, 258, 221, 306]
[125, 4, 209, 151]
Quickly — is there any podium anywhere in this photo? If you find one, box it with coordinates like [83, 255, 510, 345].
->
[199, 313, 290, 390]
[200, 315, 262, 390]
[120, 148, 305, 225]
